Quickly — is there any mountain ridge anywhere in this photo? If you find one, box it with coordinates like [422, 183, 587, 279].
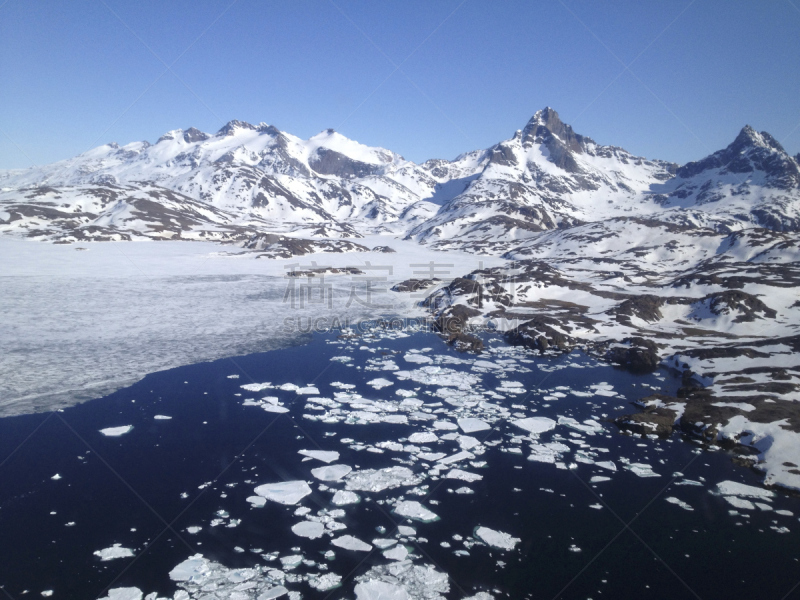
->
[1, 108, 799, 247]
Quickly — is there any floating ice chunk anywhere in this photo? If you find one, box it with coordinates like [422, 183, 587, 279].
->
[716, 481, 774, 500]
[394, 501, 438, 523]
[590, 476, 611, 483]
[589, 503, 603, 510]
[595, 461, 617, 471]
[169, 554, 210, 581]
[463, 594, 494, 600]
[474, 526, 520, 551]
[93, 544, 134, 561]
[372, 538, 397, 549]
[298, 449, 340, 463]
[258, 586, 288, 599]
[404, 352, 433, 364]
[100, 425, 133, 437]
[437, 451, 474, 466]
[367, 378, 394, 389]
[240, 382, 272, 392]
[51, 474, 61, 480]
[345, 467, 423, 492]
[41, 592, 53, 598]
[296, 386, 320, 395]
[279, 383, 299, 391]
[97, 588, 143, 600]
[383, 545, 409, 561]
[445, 469, 483, 482]
[458, 436, 480, 450]
[397, 526, 416, 536]
[254, 481, 312, 505]
[332, 490, 360, 506]
[261, 404, 290, 413]
[332, 535, 372, 552]
[280, 554, 303, 568]
[665, 497, 694, 511]
[455, 487, 474, 494]
[625, 463, 660, 478]
[355, 580, 409, 600]
[512, 417, 556, 435]
[186, 526, 202, 534]
[247, 495, 267, 508]
[457, 418, 490, 433]
[291, 521, 325, 539]
[311, 464, 352, 482]
[355, 562, 448, 599]
[154, 415, 172, 420]
[527, 441, 570, 463]
[557, 417, 603, 435]
[309, 573, 342, 591]
[723, 496, 755, 510]
[409, 432, 438, 444]
[433, 420, 459, 431]
[418, 452, 447, 462]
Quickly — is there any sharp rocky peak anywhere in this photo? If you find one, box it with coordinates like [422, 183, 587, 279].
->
[521, 107, 592, 154]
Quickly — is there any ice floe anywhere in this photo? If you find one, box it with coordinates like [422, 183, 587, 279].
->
[394, 500, 438, 522]
[474, 526, 520, 551]
[332, 535, 372, 552]
[254, 481, 312, 505]
[93, 544, 134, 561]
[99, 425, 133, 437]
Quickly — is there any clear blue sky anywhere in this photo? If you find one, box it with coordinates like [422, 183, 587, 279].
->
[1, 0, 799, 170]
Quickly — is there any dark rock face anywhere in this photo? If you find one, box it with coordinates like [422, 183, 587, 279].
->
[309, 148, 382, 178]
[391, 279, 439, 293]
[605, 337, 660, 372]
[434, 304, 482, 336]
[702, 290, 777, 322]
[677, 125, 800, 189]
[615, 397, 680, 437]
[216, 120, 258, 137]
[183, 128, 210, 144]
[371, 246, 396, 253]
[506, 316, 573, 353]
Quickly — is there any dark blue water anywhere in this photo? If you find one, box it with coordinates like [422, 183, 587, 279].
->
[1, 329, 798, 599]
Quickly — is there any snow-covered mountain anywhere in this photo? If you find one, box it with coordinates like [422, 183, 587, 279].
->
[2, 108, 799, 247]
[3, 109, 800, 491]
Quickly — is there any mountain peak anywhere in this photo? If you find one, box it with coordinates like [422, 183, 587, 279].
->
[731, 125, 786, 155]
[216, 120, 257, 137]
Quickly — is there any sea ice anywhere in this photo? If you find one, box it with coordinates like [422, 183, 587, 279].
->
[345, 467, 422, 492]
[254, 481, 312, 505]
[331, 535, 372, 552]
[394, 501, 438, 522]
[331, 490, 360, 506]
[665, 497, 694, 511]
[97, 588, 143, 600]
[298, 449, 340, 463]
[457, 418, 491, 433]
[93, 544, 134, 561]
[408, 432, 438, 444]
[311, 464, 352, 481]
[355, 580, 410, 600]
[445, 469, 483, 482]
[474, 527, 520, 551]
[308, 573, 342, 591]
[383, 545, 409, 561]
[512, 417, 556, 434]
[367, 378, 394, 389]
[100, 425, 133, 437]
[291, 521, 325, 539]
[716, 481, 774, 500]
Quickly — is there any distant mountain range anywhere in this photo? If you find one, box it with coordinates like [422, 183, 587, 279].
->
[1, 108, 798, 248]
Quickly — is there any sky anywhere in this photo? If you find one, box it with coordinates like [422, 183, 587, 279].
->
[1, 0, 799, 170]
